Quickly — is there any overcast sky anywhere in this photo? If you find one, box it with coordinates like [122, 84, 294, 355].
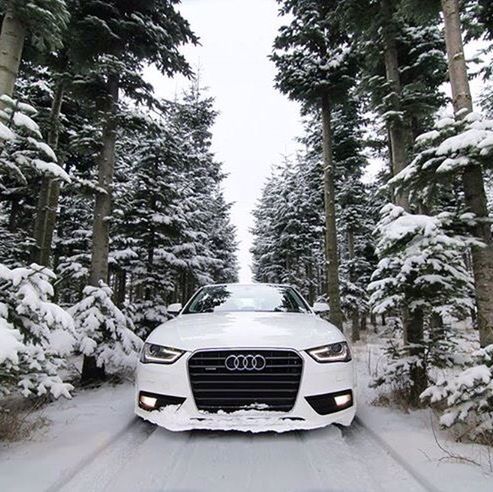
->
[147, 0, 302, 283]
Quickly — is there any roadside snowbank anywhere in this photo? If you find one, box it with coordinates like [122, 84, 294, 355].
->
[353, 340, 493, 492]
[0, 384, 134, 492]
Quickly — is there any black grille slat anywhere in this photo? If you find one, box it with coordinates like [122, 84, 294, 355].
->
[188, 350, 303, 413]
[190, 371, 298, 378]
[192, 381, 299, 385]
[193, 389, 298, 394]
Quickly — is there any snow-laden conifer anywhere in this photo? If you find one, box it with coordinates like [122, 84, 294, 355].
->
[369, 204, 476, 403]
[0, 263, 75, 398]
[422, 344, 493, 441]
[421, 345, 493, 443]
[0, 94, 68, 183]
[70, 283, 142, 376]
[391, 111, 493, 204]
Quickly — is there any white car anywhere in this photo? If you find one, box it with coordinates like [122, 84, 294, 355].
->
[135, 283, 355, 432]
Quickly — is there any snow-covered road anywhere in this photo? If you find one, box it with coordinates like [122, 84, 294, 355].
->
[4, 349, 491, 492]
[52, 419, 425, 492]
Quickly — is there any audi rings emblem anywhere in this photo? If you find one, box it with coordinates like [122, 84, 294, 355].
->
[225, 354, 267, 371]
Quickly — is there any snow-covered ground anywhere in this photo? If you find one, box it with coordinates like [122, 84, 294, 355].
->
[0, 338, 492, 492]
[354, 338, 493, 492]
[0, 384, 135, 491]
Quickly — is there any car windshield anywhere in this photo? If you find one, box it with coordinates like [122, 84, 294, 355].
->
[183, 285, 310, 314]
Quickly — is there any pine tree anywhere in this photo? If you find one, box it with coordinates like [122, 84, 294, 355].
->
[394, 0, 493, 353]
[0, 263, 75, 398]
[440, 0, 493, 349]
[109, 87, 238, 336]
[369, 204, 475, 405]
[69, 283, 142, 377]
[0, 92, 69, 267]
[67, 1, 197, 383]
[271, 0, 359, 329]
[0, 0, 69, 100]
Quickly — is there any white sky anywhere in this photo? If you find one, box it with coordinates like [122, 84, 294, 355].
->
[147, 0, 303, 283]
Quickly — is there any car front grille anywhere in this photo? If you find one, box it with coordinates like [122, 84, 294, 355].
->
[188, 349, 303, 413]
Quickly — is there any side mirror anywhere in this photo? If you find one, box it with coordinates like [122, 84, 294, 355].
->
[167, 303, 183, 317]
[312, 302, 330, 314]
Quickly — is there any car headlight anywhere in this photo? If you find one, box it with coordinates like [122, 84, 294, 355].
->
[140, 343, 184, 364]
[307, 342, 351, 363]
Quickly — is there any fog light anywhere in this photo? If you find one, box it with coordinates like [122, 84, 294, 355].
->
[334, 393, 352, 407]
[140, 395, 157, 409]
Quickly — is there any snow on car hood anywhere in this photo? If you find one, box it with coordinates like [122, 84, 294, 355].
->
[146, 311, 345, 351]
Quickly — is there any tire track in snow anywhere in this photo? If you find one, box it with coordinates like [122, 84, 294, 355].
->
[296, 426, 380, 491]
[108, 427, 195, 491]
[348, 418, 441, 492]
[47, 417, 155, 492]
[158, 427, 332, 492]
[47, 419, 434, 492]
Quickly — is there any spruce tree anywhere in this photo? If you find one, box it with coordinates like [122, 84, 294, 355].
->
[66, 1, 197, 383]
[0, 0, 69, 100]
[271, 0, 359, 329]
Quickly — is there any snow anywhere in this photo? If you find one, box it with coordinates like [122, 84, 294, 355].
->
[27, 137, 58, 162]
[0, 318, 23, 365]
[32, 159, 70, 181]
[436, 129, 490, 156]
[0, 95, 37, 115]
[381, 211, 437, 242]
[0, 122, 16, 141]
[436, 117, 455, 129]
[48, 329, 77, 356]
[449, 364, 491, 388]
[141, 406, 328, 433]
[354, 338, 493, 492]
[0, 384, 136, 492]
[0, 336, 491, 491]
[11, 111, 42, 137]
[415, 129, 440, 143]
[436, 156, 470, 173]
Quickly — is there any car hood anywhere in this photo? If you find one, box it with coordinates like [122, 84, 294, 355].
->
[146, 312, 345, 352]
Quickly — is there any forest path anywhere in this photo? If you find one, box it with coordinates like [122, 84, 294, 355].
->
[55, 419, 427, 492]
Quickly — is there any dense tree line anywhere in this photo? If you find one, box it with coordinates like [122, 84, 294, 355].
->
[0, 1, 238, 393]
[251, 0, 493, 440]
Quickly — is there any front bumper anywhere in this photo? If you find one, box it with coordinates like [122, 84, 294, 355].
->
[135, 350, 356, 433]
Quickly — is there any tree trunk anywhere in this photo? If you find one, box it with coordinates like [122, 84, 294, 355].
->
[381, 0, 412, 210]
[0, 2, 25, 101]
[82, 74, 119, 385]
[81, 355, 106, 386]
[442, 0, 493, 347]
[381, 0, 428, 404]
[306, 261, 315, 305]
[403, 307, 427, 406]
[31, 80, 65, 266]
[347, 228, 360, 342]
[430, 312, 445, 342]
[89, 74, 119, 287]
[360, 314, 367, 332]
[114, 269, 126, 308]
[351, 312, 360, 342]
[8, 194, 19, 231]
[321, 93, 343, 329]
